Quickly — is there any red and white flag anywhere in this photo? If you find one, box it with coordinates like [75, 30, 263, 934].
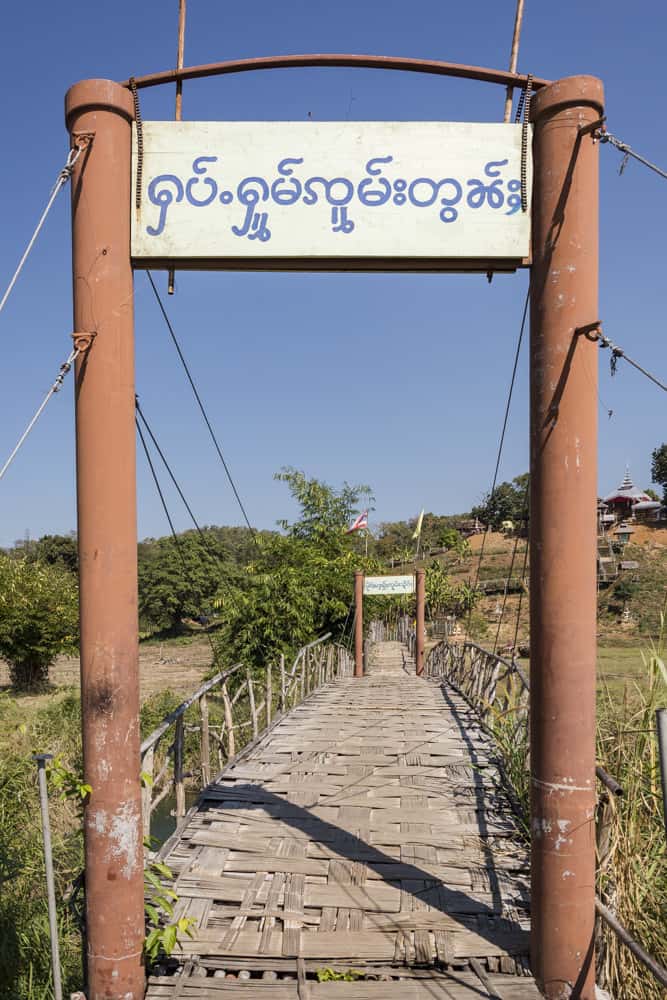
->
[346, 510, 368, 534]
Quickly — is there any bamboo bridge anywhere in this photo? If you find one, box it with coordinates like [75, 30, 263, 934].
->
[144, 637, 540, 998]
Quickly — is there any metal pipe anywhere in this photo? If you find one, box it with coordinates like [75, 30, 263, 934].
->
[65, 78, 145, 1000]
[415, 570, 425, 675]
[33, 754, 63, 1000]
[529, 74, 604, 999]
[354, 572, 364, 677]
[503, 0, 526, 122]
[596, 898, 667, 989]
[168, 0, 186, 296]
[657, 708, 667, 841]
[595, 764, 624, 797]
[119, 53, 549, 93]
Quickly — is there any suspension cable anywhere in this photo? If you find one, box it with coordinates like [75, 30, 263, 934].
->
[598, 129, 667, 182]
[135, 399, 238, 598]
[135, 416, 219, 661]
[0, 147, 83, 318]
[582, 326, 667, 393]
[0, 348, 79, 482]
[145, 271, 260, 550]
[467, 286, 529, 636]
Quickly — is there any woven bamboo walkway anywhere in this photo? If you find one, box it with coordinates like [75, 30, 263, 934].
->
[146, 642, 539, 998]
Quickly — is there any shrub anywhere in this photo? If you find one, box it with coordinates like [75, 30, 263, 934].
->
[0, 557, 78, 690]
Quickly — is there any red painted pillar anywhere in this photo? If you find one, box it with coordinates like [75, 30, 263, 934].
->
[354, 572, 364, 677]
[66, 79, 144, 999]
[530, 75, 603, 999]
[415, 570, 425, 675]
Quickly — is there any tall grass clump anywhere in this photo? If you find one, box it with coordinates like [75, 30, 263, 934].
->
[0, 691, 85, 998]
[596, 633, 667, 1000]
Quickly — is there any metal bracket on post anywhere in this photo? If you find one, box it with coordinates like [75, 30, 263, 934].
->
[72, 331, 96, 353]
[71, 130, 96, 151]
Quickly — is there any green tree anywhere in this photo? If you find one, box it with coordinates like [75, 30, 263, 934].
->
[30, 533, 79, 575]
[650, 443, 667, 504]
[138, 529, 237, 634]
[0, 556, 79, 689]
[471, 473, 529, 530]
[213, 469, 375, 666]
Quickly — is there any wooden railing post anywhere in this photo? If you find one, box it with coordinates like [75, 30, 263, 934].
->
[280, 654, 286, 713]
[266, 663, 273, 726]
[141, 746, 154, 841]
[222, 682, 235, 759]
[174, 716, 186, 819]
[200, 693, 211, 787]
[247, 667, 258, 738]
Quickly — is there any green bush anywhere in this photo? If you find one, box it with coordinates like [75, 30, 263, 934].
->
[0, 557, 78, 690]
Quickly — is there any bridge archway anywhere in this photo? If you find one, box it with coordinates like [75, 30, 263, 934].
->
[65, 62, 602, 999]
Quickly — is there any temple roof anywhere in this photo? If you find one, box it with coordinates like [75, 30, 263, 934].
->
[603, 468, 651, 504]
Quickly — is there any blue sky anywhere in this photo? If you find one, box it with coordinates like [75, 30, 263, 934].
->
[1, 1, 665, 546]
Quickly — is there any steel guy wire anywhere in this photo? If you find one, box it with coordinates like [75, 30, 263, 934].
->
[145, 271, 260, 551]
[0, 147, 83, 319]
[0, 348, 79, 483]
[467, 285, 529, 641]
[584, 327, 667, 393]
[134, 398, 237, 600]
[135, 415, 219, 662]
[598, 130, 667, 182]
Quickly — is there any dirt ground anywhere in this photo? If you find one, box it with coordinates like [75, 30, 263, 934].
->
[0, 637, 213, 702]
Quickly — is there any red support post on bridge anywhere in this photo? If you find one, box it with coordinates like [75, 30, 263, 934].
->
[530, 74, 603, 999]
[66, 80, 145, 1000]
[415, 569, 425, 675]
[354, 571, 364, 677]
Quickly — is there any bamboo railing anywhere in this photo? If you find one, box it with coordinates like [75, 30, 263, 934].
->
[423, 638, 667, 991]
[424, 638, 529, 722]
[139, 636, 354, 835]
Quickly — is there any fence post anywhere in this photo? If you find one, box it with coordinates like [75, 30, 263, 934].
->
[300, 652, 306, 700]
[200, 694, 211, 787]
[247, 667, 258, 738]
[266, 663, 273, 726]
[222, 682, 235, 758]
[141, 746, 155, 839]
[416, 569, 425, 675]
[354, 571, 364, 677]
[174, 716, 186, 819]
[280, 654, 286, 713]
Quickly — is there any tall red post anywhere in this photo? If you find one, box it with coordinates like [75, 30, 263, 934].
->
[354, 571, 364, 677]
[530, 75, 603, 998]
[415, 570, 425, 675]
[66, 80, 144, 999]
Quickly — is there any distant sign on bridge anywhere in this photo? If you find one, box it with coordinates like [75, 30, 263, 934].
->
[131, 121, 531, 271]
[364, 574, 415, 595]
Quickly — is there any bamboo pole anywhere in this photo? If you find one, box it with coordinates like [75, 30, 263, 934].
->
[174, 716, 186, 818]
[200, 693, 211, 786]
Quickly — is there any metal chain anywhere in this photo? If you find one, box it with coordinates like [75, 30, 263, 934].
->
[520, 73, 533, 212]
[0, 348, 80, 482]
[129, 77, 144, 209]
[0, 146, 83, 319]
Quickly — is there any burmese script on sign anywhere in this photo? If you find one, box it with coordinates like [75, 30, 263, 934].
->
[364, 576, 415, 596]
[131, 122, 532, 265]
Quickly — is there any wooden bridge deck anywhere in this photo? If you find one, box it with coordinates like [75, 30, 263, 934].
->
[146, 642, 539, 998]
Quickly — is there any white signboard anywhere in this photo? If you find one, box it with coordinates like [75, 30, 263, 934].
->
[364, 575, 415, 596]
[131, 122, 531, 270]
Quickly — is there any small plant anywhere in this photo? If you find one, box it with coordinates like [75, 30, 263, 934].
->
[143, 851, 196, 963]
[316, 968, 362, 982]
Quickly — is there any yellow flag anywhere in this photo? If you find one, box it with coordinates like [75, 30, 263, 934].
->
[412, 509, 424, 540]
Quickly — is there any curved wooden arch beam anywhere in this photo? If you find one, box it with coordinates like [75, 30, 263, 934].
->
[120, 54, 549, 92]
